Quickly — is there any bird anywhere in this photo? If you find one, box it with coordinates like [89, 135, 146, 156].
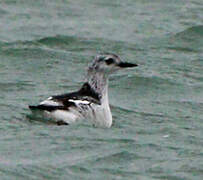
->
[29, 53, 138, 128]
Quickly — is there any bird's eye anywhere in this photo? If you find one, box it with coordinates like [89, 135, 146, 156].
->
[105, 58, 114, 65]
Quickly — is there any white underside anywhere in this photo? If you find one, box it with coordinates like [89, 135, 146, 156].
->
[43, 104, 112, 128]
[38, 98, 112, 128]
[44, 109, 79, 124]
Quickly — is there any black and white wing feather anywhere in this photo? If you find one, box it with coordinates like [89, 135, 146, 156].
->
[29, 83, 101, 112]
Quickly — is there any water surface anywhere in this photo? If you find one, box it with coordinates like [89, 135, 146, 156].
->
[0, 0, 203, 179]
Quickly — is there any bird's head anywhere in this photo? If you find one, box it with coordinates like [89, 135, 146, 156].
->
[88, 53, 138, 74]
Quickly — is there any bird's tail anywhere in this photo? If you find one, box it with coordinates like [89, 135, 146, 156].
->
[29, 105, 60, 111]
[29, 105, 42, 111]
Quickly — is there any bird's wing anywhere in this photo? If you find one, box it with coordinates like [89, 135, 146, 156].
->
[29, 92, 100, 112]
[29, 82, 101, 112]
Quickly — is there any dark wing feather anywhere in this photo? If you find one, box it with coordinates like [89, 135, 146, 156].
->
[29, 105, 64, 112]
[52, 82, 101, 105]
[29, 83, 101, 112]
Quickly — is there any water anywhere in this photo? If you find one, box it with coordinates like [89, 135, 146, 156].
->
[0, 0, 203, 179]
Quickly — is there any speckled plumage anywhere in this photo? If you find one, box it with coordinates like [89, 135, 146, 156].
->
[29, 53, 138, 127]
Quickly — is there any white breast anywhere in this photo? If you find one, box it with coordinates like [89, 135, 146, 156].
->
[89, 103, 112, 128]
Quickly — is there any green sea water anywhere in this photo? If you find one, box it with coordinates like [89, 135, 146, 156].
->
[0, 0, 203, 179]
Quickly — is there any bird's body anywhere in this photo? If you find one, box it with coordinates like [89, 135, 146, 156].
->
[29, 82, 112, 127]
[29, 53, 137, 128]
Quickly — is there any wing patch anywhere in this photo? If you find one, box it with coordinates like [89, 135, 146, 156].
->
[40, 98, 61, 106]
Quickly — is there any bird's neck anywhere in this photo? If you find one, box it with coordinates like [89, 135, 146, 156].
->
[87, 72, 109, 104]
[86, 71, 112, 128]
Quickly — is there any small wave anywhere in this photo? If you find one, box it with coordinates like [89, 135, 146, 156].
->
[0, 34, 135, 54]
[111, 104, 171, 121]
[167, 46, 197, 52]
[169, 25, 203, 52]
[174, 25, 203, 39]
[0, 35, 82, 51]
[37, 35, 80, 46]
[94, 151, 141, 162]
[0, 82, 34, 92]
[0, 8, 8, 16]
[36, 35, 136, 54]
[166, 100, 203, 109]
[35, 35, 99, 52]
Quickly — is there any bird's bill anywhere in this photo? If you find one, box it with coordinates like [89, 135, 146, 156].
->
[118, 62, 138, 68]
